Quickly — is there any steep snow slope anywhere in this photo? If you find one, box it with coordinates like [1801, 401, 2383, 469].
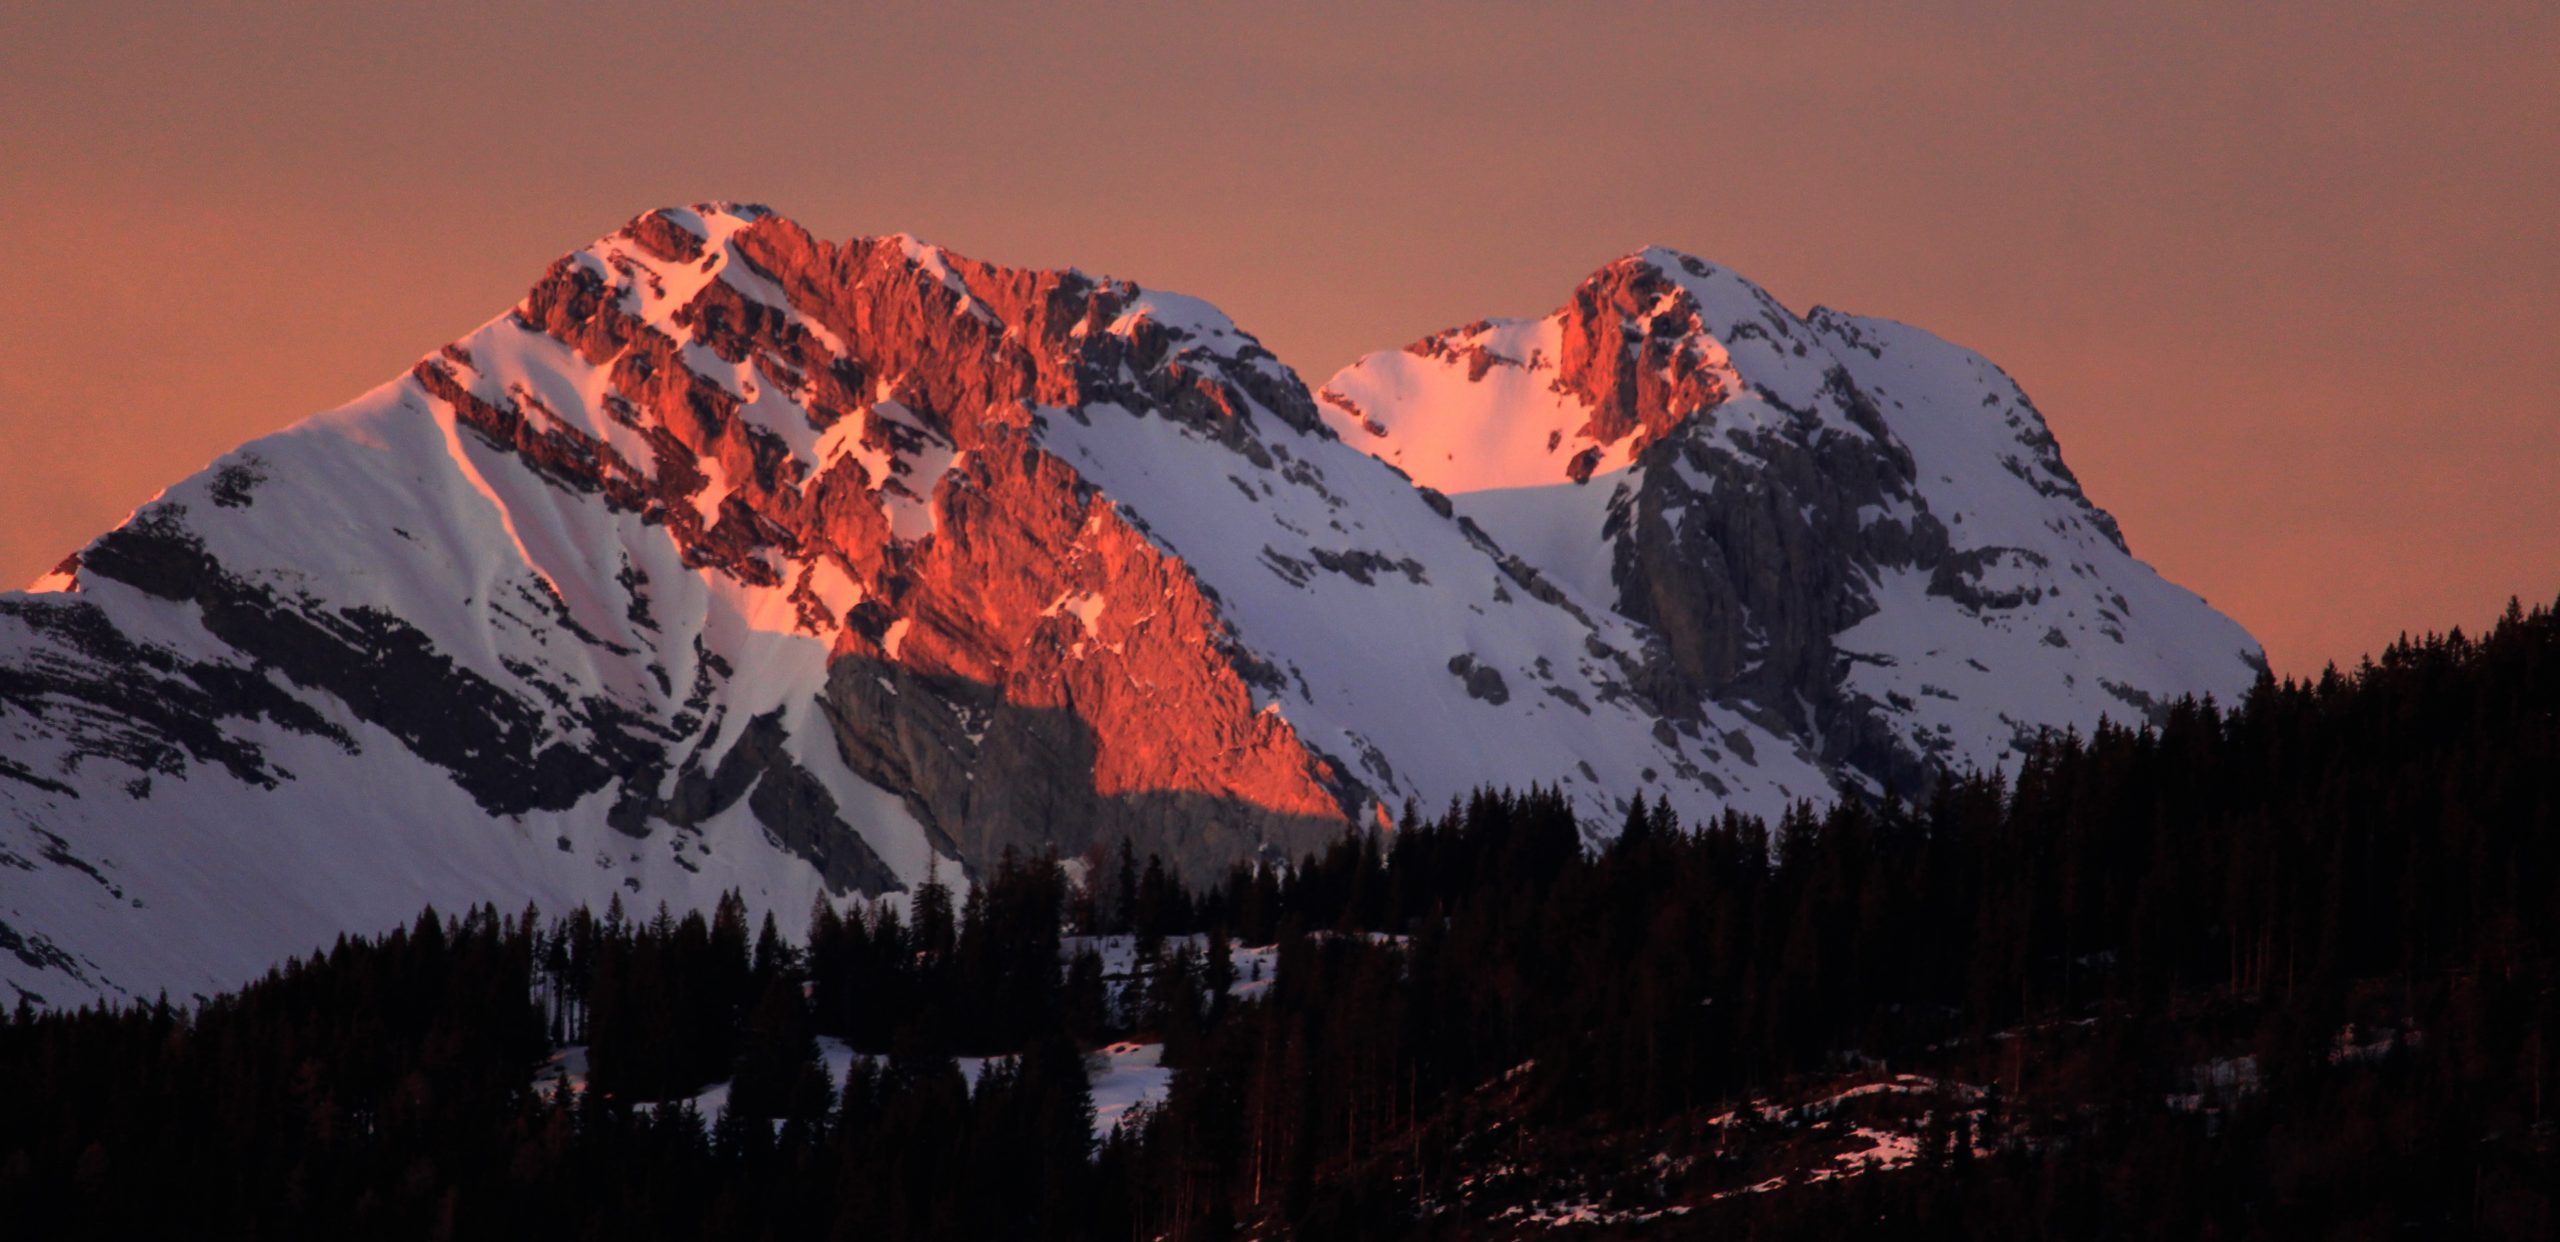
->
[1320, 247, 2264, 792]
[1806, 308, 2264, 776]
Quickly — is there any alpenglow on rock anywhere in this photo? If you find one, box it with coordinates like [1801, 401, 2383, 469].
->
[0, 208, 2261, 1006]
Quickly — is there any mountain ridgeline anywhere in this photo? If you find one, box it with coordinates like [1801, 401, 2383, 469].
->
[0, 204, 2260, 1006]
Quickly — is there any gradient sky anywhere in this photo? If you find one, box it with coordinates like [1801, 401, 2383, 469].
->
[2, 2, 2551, 677]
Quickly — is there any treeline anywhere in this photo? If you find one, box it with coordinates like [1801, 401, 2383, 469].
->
[1118, 600, 2559, 1235]
[0, 884, 1115, 1238]
[2, 596, 2557, 1238]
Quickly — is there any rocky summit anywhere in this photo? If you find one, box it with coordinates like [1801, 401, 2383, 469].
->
[0, 206, 2262, 1006]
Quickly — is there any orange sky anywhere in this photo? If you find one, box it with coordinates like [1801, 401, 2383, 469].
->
[1, 2, 2551, 677]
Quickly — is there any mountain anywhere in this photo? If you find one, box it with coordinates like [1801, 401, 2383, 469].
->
[1317, 247, 2265, 795]
[0, 207, 2259, 1007]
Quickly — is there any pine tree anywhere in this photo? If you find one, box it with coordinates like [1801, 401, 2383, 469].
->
[728, 974, 828, 1122]
[914, 858, 957, 961]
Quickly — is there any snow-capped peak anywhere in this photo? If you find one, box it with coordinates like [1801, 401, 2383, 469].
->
[2, 210, 2259, 1013]
[1320, 246, 2264, 797]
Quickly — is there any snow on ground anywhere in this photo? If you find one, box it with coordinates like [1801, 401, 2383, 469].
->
[1712, 1126, 1928, 1201]
[1062, 933, 1287, 1009]
[1494, 1200, 1695, 1229]
[1225, 942, 1282, 1001]
[1694, 1072, 1993, 1204]
[532, 1044, 591, 1101]
[569, 1035, 1167, 1144]
[1088, 1041, 1173, 1137]
[621, 1038, 1000, 1123]
[1705, 1072, 1985, 1129]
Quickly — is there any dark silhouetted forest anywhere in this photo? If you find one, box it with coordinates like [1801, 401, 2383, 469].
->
[4, 596, 2556, 1238]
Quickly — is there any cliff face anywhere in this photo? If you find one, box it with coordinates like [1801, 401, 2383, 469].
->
[0, 208, 2258, 1008]
[492, 210, 1365, 877]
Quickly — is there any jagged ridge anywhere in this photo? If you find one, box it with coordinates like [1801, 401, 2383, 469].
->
[1, 208, 2254, 1007]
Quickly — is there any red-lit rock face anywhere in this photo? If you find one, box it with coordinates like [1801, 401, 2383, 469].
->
[1552, 256, 1735, 466]
[438, 206, 1362, 873]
